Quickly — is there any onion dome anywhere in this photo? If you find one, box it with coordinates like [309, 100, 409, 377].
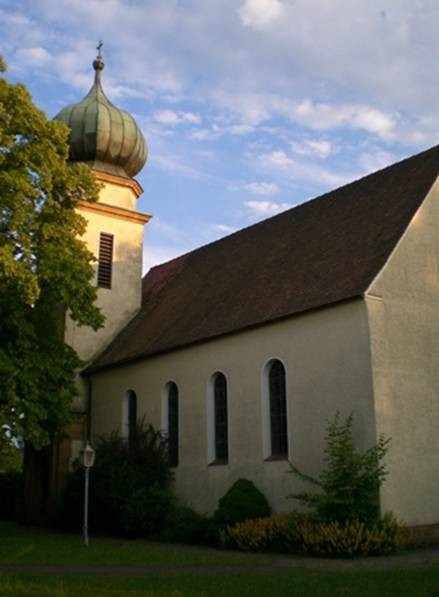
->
[54, 45, 147, 179]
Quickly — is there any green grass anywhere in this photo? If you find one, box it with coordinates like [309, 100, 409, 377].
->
[0, 526, 249, 566]
[1, 526, 439, 596]
[1, 568, 439, 597]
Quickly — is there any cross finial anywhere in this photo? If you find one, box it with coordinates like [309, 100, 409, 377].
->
[97, 40, 103, 58]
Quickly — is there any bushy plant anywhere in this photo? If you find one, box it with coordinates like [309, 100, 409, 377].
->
[161, 505, 211, 545]
[220, 512, 404, 557]
[121, 485, 175, 538]
[220, 513, 300, 552]
[59, 419, 173, 534]
[288, 412, 389, 524]
[213, 479, 271, 529]
[296, 513, 404, 557]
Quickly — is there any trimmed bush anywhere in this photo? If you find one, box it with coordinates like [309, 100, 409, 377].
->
[162, 505, 211, 545]
[213, 479, 271, 529]
[220, 512, 405, 557]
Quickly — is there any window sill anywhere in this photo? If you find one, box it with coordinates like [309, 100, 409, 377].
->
[208, 459, 228, 467]
[264, 454, 288, 462]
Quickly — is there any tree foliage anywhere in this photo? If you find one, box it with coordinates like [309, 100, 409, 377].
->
[0, 57, 104, 449]
[60, 420, 173, 534]
[288, 412, 390, 524]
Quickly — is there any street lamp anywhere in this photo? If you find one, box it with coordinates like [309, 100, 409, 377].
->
[81, 441, 95, 546]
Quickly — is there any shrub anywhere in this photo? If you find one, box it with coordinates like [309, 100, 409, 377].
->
[288, 412, 390, 524]
[59, 419, 173, 534]
[213, 479, 271, 529]
[220, 513, 300, 552]
[296, 513, 405, 557]
[220, 512, 404, 557]
[121, 485, 175, 538]
[162, 505, 211, 545]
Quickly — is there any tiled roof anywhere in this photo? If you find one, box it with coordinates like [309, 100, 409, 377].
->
[86, 144, 439, 373]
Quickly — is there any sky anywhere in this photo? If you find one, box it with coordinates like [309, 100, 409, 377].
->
[2, 0, 439, 273]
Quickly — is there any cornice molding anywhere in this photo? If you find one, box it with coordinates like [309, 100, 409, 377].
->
[92, 170, 144, 198]
[77, 200, 152, 225]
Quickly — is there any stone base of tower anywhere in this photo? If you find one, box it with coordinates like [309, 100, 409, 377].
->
[18, 414, 87, 525]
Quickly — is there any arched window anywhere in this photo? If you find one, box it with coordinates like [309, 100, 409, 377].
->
[167, 382, 179, 467]
[207, 372, 228, 464]
[269, 361, 287, 457]
[122, 390, 137, 448]
[261, 359, 288, 459]
[162, 382, 179, 467]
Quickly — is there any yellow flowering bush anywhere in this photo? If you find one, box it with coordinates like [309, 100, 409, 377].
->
[219, 513, 301, 552]
[220, 512, 405, 557]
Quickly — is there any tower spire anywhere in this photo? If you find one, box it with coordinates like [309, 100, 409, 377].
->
[92, 40, 105, 82]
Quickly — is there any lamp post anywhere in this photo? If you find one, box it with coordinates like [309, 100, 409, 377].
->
[82, 441, 95, 546]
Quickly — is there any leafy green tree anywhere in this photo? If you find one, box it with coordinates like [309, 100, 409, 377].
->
[288, 412, 390, 524]
[0, 57, 104, 450]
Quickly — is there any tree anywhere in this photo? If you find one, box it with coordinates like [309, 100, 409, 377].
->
[0, 57, 104, 451]
[288, 412, 390, 524]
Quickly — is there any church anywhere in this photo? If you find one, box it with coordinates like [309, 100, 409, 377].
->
[42, 49, 439, 528]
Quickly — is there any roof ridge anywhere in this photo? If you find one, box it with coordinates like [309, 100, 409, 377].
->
[143, 143, 439, 279]
[90, 142, 439, 373]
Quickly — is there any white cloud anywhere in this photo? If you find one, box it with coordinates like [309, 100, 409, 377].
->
[290, 139, 333, 159]
[15, 46, 51, 67]
[358, 149, 396, 174]
[238, 0, 285, 30]
[244, 181, 279, 195]
[259, 150, 355, 188]
[286, 100, 397, 139]
[190, 122, 254, 141]
[205, 223, 237, 240]
[245, 200, 292, 217]
[154, 109, 201, 125]
[190, 129, 213, 141]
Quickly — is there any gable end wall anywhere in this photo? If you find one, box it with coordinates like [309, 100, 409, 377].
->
[367, 177, 439, 525]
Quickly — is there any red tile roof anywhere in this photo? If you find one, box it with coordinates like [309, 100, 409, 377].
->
[86, 144, 439, 373]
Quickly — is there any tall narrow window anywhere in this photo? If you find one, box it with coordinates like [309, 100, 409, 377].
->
[122, 390, 137, 448]
[168, 382, 179, 467]
[269, 360, 288, 457]
[128, 390, 137, 449]
[97, 232, 114, 288]
[214, 373, 228, 463]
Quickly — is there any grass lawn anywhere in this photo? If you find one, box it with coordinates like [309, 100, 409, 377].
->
[0, 525, 247, 566]
[2, 568, 439, 597]
[1, 525, 439, 596]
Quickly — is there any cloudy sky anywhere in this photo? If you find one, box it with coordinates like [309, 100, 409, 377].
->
[2, 0, 439, 271]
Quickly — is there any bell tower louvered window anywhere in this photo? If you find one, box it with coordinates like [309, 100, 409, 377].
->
[97, 232, 114, 288]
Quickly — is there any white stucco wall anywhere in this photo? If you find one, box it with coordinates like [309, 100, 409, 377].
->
[90, 299, 375, 515]
[64, 178, 145, 411]
[367, 178, 439, 525]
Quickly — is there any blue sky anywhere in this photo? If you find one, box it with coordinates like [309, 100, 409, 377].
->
[2, 0, 439, 272]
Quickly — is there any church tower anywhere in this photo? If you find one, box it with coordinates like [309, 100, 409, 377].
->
[24, 47, 151, 515]
[54, 45, 150, 370]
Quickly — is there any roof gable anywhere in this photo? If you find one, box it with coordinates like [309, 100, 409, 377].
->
[87, 144, 439, 373]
